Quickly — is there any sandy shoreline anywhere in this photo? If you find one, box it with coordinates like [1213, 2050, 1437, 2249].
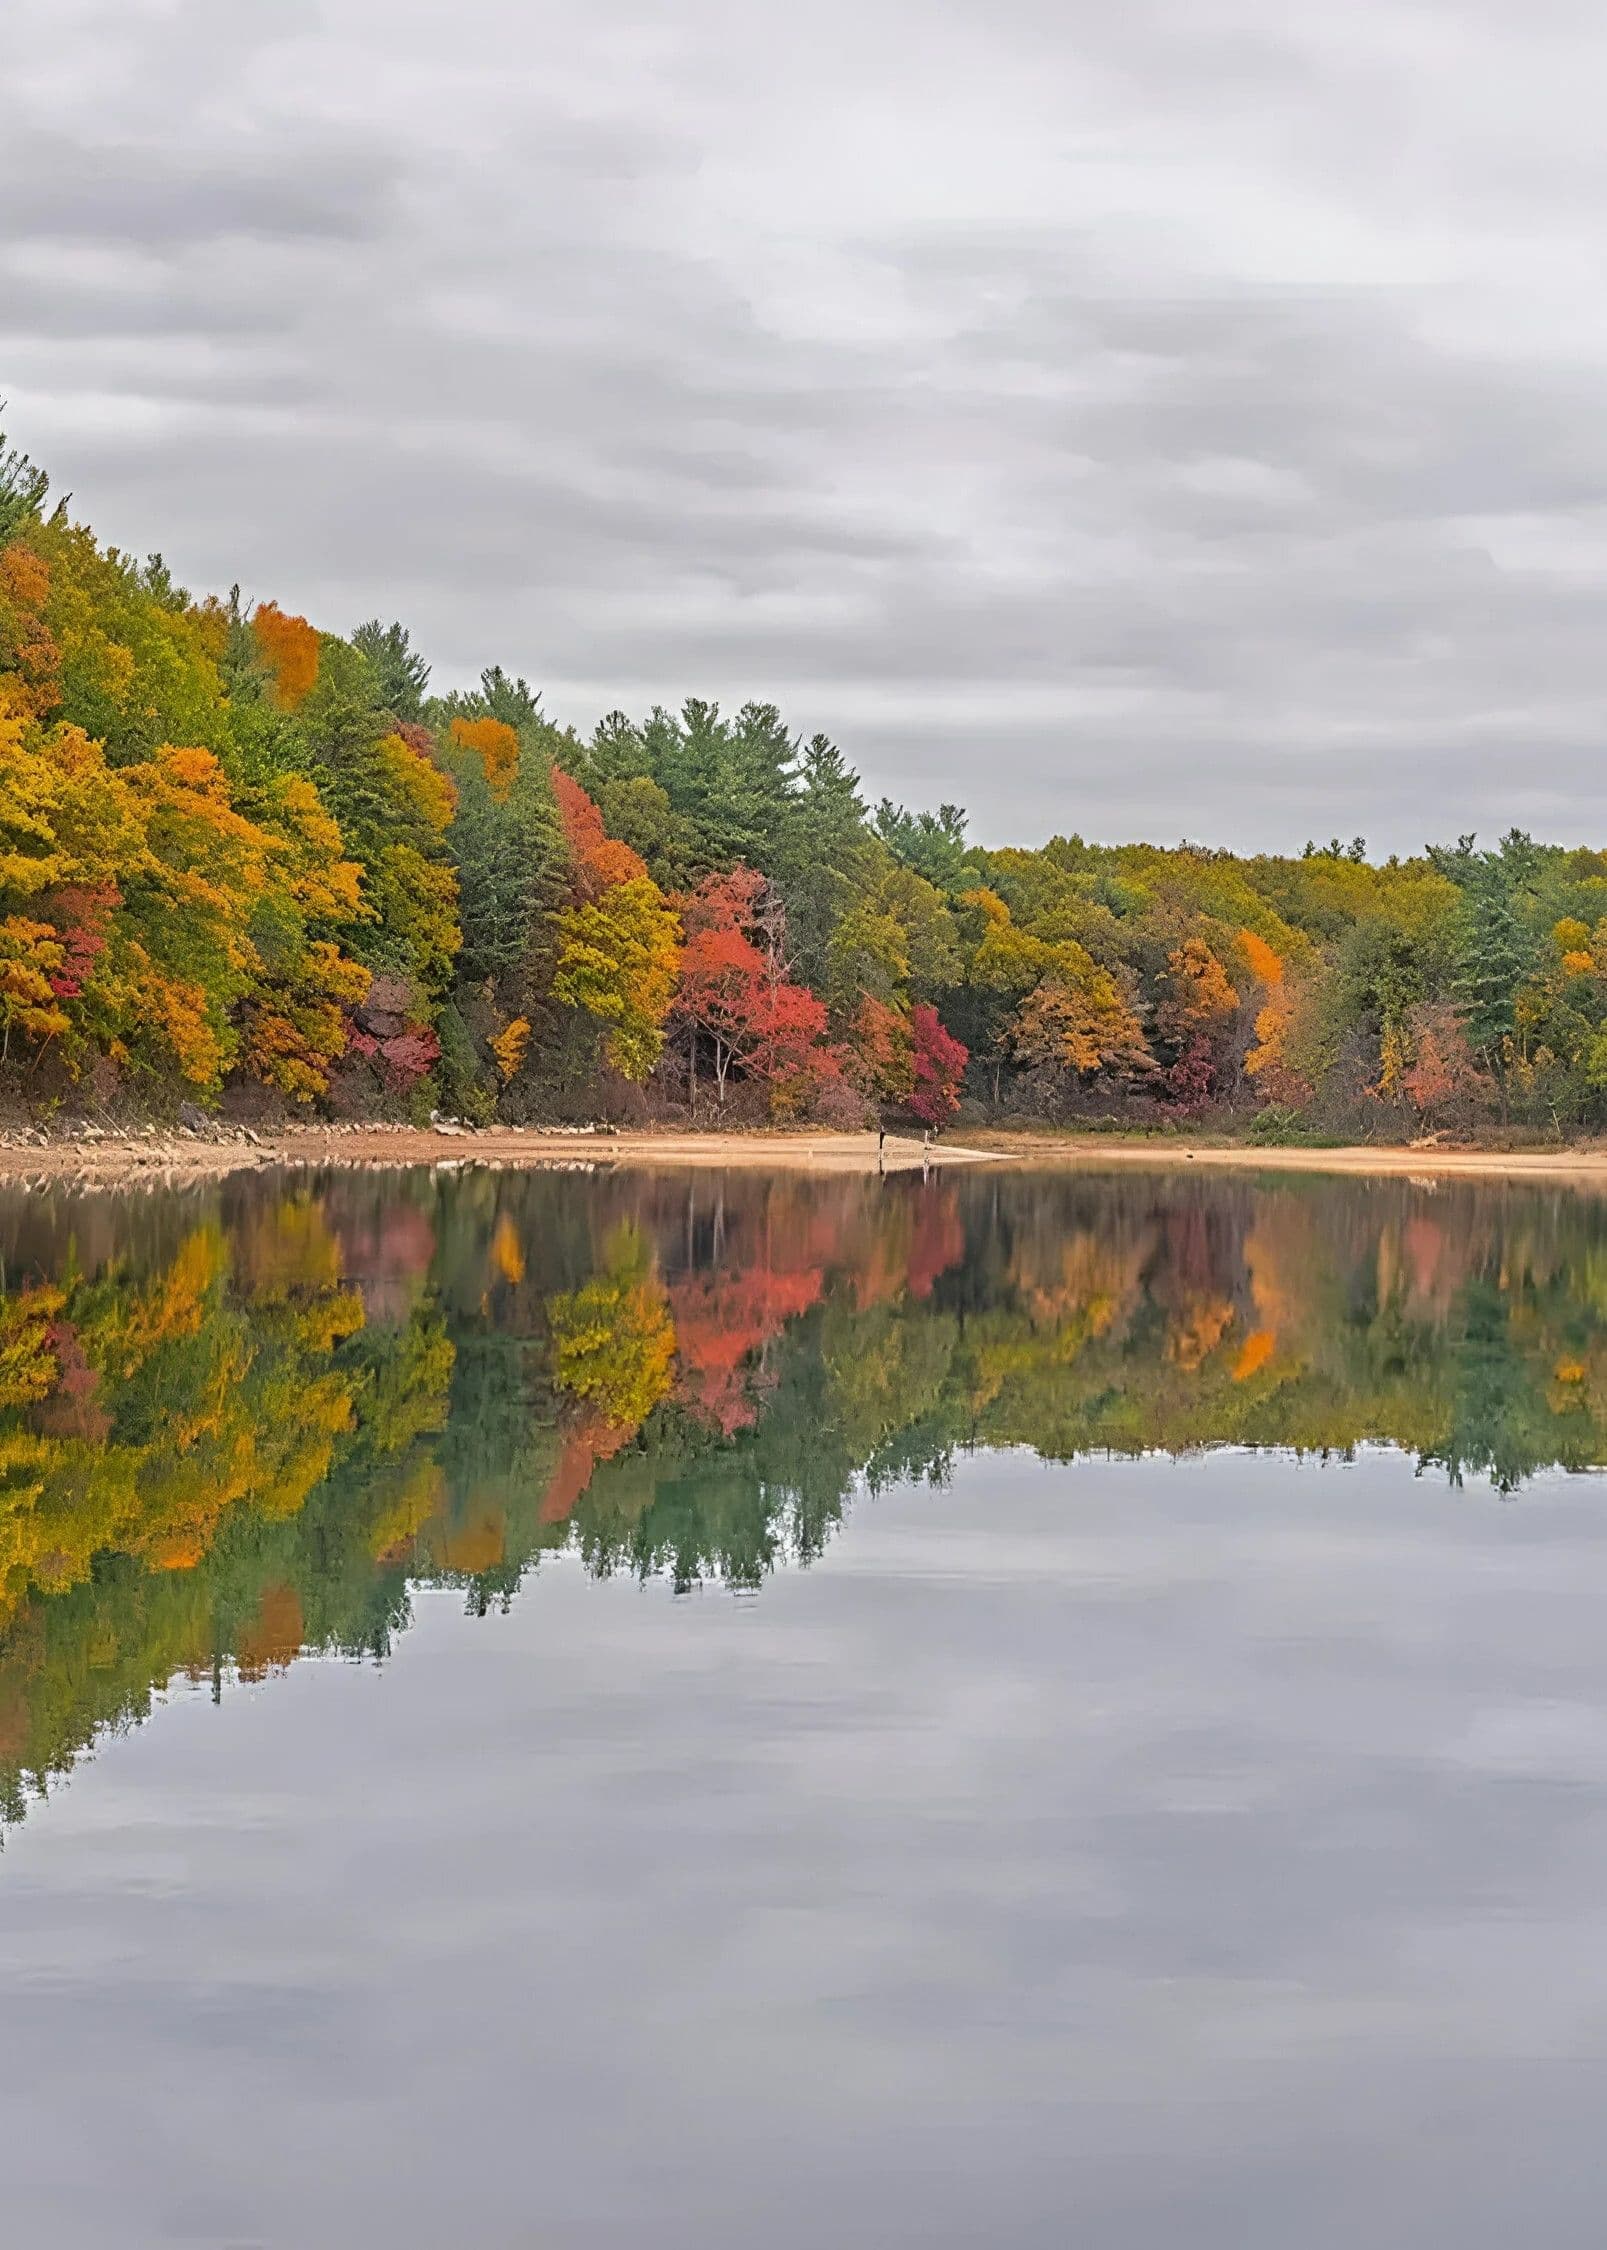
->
[0, 1124, 997, 1189]
[3, 1120, 1607, 1189]
[964, 1133, 1607, 1183]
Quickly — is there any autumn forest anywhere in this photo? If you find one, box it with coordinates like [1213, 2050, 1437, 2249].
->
[5, 429, 1607, 1138]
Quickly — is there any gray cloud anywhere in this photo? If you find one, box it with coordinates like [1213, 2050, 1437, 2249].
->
[7, 0, 1607, 852]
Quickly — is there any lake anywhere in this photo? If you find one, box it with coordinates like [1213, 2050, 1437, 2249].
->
[7, 1161, 1607, 2247]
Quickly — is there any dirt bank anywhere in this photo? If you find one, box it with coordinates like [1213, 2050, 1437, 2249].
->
[0, 1124, 1001, 1190]
[2, 1122, 1607, 1191]
[968, 1131, 1607, 1183]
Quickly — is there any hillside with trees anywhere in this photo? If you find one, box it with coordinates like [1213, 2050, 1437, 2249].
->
[5, 427, 1607, 1142]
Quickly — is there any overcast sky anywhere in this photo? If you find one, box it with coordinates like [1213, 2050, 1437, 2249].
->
[8, 0, 1607, 854]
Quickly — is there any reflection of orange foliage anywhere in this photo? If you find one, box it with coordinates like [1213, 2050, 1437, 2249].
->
[236, 1582, 305, 1678]
[490, 1214, 525, 1286]
[1168, 1296, 1235, 1371]
[1233, 1328, 1276, 1381]
[1242, 1220, 1299, 1345]
[852, 1233, 903, 1312]
[0, 1683, 30, 1764]
[845, 1189, 964, 1312]
[147, 1531, 206, 1573]
[1010, 1225, 1150, 1339]
[540, 1416, 634, 1522]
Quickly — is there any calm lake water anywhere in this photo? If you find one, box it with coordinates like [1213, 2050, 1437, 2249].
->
[8, 1162, 1607, 2246]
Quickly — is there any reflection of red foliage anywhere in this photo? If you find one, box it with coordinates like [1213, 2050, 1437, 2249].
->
[905, 1190, 965, 1301]
[334, 1199, 437, 1322]
[539, 1415, 634, 1522]
[1404, 1216, 1449, 1312]
[669, 1266, 823, 1434]
[33, 1319, 112, 1442]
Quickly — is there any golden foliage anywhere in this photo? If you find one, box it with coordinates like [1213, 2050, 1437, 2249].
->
[488, 1015, 531, 1083]
[251, 602, 321, 708]
[449, 715, 520, 801]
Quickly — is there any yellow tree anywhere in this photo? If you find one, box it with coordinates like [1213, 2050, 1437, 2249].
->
[96, 745, 276, 1089]
[0, 711, 141, 1071]
[1157, 937, 1240, 1047]
[1238, 927, 1310, 1104]
[1011, 955, 1153, 1080]
[238, 775, 372, 1102]
[553, 875, 683, 1081]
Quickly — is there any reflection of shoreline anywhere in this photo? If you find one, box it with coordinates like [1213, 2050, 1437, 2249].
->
[6, 1125, 1607, 1191]
[7, 1162, 1607, 1826]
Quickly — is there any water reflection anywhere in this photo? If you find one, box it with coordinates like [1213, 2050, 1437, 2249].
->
[3, 1163, 1607, 1820]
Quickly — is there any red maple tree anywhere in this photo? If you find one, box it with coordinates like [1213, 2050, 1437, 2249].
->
[909, 1003, 967, 1125]
[672, 866, 840, 1111]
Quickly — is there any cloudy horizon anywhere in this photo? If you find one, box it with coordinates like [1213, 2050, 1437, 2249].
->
[8, 0, 1607, 856]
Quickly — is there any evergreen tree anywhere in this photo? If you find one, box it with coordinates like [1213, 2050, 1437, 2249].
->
[0, 418, 49, 542]
[771, 733, 876, 985]
[1453, 871, 1531, 1067]
[448, 751, 566, 988]
[352, 619, 430, 719]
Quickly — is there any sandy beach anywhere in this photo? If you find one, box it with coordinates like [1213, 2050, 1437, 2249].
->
[0, 1123, 994, 1189]
[3, 1120, 1607, 1189]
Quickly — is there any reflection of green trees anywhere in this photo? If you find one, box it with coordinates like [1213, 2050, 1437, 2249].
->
[9, 1165, 1607, 1820]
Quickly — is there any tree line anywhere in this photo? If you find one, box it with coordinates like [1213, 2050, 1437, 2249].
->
[6, 427, 1607, 1136]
